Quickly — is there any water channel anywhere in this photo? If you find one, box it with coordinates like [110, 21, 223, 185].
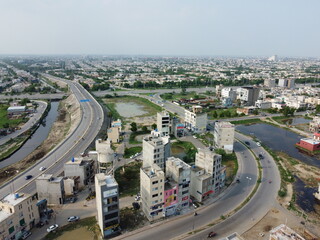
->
[0, 101, 59, 169]
[236, 123, 320, 168]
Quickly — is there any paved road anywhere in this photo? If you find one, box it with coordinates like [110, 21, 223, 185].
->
[0, 76, 104, 199]
[0, 101, 47, 146]
[0, 93, 66, 100]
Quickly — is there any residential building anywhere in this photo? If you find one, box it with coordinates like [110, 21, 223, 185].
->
[107, 127, 120, 143]
[221, 88, 237, 101]
[309, 116, 320, 133]
[214, 121, 235, 152]
[278, 79, 287, 88]
[269, 224, 305, 240]
[111, 119, 122, 132]
[140, 164, 165, 221]
[190, 166, 213, 202]
[142, 131, 170, 171]
[165, 157, 191, 215]
[63, 176, 80, 196]
[287, 79, 295, 89]
[296, 133, 320, 152]
[237, 86, 260, 106]
[0, 193, 40, 240]
[64, 157, 94, 187]
[95, 174, 120, 238]
[195, 148, 225, 193]
[264, 79, 276, 88]
[157, 111, 171, 136]
[184, 106, 207, 133]
[255, 100, 272, 109]
[36, 174, 65, 205]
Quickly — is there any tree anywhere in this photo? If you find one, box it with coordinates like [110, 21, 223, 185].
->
[253, 109, 259, 115]
[281, 106, 295, 117]
[181, 87, 187, 95]
[130, 122, 137, 132]
[212, 111, 218, 119]
[142, 126, 148, 132]
[151, 123, 157, 130]
[316, 105, 320, 113]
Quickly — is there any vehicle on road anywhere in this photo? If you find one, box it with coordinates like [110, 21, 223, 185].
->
[39, 166, 46, 171]
[68, 216, 80, 222]
[258, 154, 264, 159]
[256, 142, 261, 146]
[208, 231, 217, 238]
[236, 179, 240, 183]
[68, 197, 77, 203]
[47, 224, 58, 232]
[245, 141, 250, 146]
[25, 175, 33, 180]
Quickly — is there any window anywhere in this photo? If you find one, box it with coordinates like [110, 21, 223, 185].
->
[104, 220, 118, 228]
[152, 181, 158, 185]
[104, 212, 118, 220]
[19, 218, 25, 226]
[8, 226, 14, 234]
[108, 204, 118, 211]
[152, 194, 158, 198]
[182, 190, 189, 195]
[152, 187, 158, 191]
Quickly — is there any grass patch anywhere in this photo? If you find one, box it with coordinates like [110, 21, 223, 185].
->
[230, 118, 263, 125]
[115, 161, 142, 197]
[45, 216, 100, 240]
[124, 146, 142, 158]
[171, 140, 197, 164]
[271, 116, 293, 124]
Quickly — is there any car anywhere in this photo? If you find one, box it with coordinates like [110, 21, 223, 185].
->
[256, 142, 261, 147]
[68, 216, 80, 222]
[193, 136, 198, 139]
[258, 154, 264, 159]
[39, 166, 46, 171]
[208, 231, 217, 238]
[69, 197, 77, 203]
[22, 231, 32, 239]
[25, 175, 33, 180]
[236, 179, 240, 183]
[47, 224, 59, 232]
[135, 196, 140, 201]
[245, 141, 250, 145]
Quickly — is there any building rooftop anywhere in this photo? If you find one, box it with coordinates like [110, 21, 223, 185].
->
[7, 106, 26, 111]
[65, 157, 93, 166]
[269, 224, 305, 240]
[215, 121, 234, 128]
[0, 193, 28, 206]
[96, 173, 118, 187]
[167, 157, 191, 171]
[300, 138, 320, 145]
[141, 165, 164, 179]
[37, 174, 63, 183]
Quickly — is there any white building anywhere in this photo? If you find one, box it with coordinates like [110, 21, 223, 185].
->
[237, 87, 260, 106]
[142, 131, 170, 171]
[278, 79, 287, 88]
[157, 111, 171, 136]
[221, 88, 237, 101]
[95, 174, 120, 238]
[140, 164, 165, 221]
[214, 121, 235, 152]
[255, 100, 272, 109]
[190, 166, 213, 202]
[269, 224, 305, 240]
[264, 79, 276, 88]
[184, 106, 207, 133]
[95, 139, 114, 173]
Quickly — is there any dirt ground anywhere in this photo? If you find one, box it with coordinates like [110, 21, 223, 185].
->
[0, 94, 80, 185]
[242, 204, 320, 240]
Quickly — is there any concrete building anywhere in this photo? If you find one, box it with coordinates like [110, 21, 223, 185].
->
[7, 106, 27, 116]
[63, 176, 80, 196]
[214, 121, 235, 152]
[195, 149, 225, 193]
[264, 79, 276, 88]
[95, 174, 120, 238]
[278, 79, 287, 88]
[64, 157, 94, 187]
[309, 116, 320, 133]
[142, 131, 170, 171]
[157, 111, 171, 136]
[95, 139, 114, 173]
[237, 86, 260, 106]
[190, 166, 213, 202]
[184, 106, 207, 133]
[269, 224, 305, 240]
[36, 174, 65, 205]
[140, 164, 165, 221]
[0, 193, 40, 240]
[111, 119, 122, 132]
[255, 100, 272, 109]
[287, 79, 295, 89]
[107, 127, 120, 143]
[221, 88, 237, 101]
[165, 157, 191, 215]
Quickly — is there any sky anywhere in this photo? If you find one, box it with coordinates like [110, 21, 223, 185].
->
[0, 0, 319, 57]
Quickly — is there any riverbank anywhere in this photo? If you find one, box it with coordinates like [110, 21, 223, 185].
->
[0, 94, 80, 186]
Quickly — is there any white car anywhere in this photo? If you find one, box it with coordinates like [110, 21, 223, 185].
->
[47, 224, 58, 232]
[256, 142, 261, 147]
[68, 216, 80, 222]
[39, 166, 46, 171]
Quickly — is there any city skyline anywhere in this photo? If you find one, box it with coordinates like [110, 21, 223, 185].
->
[1, 0, 320, 57]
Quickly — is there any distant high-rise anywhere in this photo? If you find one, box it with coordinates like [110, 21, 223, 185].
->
[264, 79, 276, 88]
[268, 55, 278, 61]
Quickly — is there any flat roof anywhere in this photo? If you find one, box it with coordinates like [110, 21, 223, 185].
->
[7, 106, 26, 111]
[300, 138, 320, 145]
[0, 193, 28, 206]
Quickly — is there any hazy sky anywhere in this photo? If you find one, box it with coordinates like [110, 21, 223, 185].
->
[0, 0, 319, 57]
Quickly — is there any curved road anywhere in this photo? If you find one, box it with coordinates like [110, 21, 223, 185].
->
[0, 76, 104, 199]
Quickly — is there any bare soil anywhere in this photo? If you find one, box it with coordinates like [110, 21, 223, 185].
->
[0, 94, 80, 186]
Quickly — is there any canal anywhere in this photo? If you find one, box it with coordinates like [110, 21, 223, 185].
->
[0, 101, 59, 169]
[236, 123, 320, 168]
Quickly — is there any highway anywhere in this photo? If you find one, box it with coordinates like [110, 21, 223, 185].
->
[0, 76, 104, 200]
[0, 101, 47, 146]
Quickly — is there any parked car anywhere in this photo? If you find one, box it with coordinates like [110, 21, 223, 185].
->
[135, 196, 140, 201]
[47, 224, 59, 232]
[258, 154, 264, 159]
[69, 197, 77, 203]
[25, 175, 33, 180]
[39, 166, 46, 171]
[256, 142, 261, 147]
[21, 231, 32, 239]
[68, 216, 80, 222]
[245, 141, 250, 146]
[236, 179, 240, 183]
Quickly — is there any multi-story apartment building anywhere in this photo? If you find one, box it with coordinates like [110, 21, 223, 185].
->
[214, 121, 235, 153]
[221, 88, 237, 101]
[190, 166, 213, 202]
[165, 157, 191, 215]
[64, 157, 94, 187]
[95, 139, 114, 173]
[184, 106, 207, 133]
[237, 86, 260, 106]
[142, 131, 170, 171]
[140, 164, 165, 221]
[310, 116, 320, 133]
[195, 149, 225, 193]
[0, 193, 40, 240]
[95, 173, 120, 238]
[157, 111, 171, 136]
[264, 79, 276, 88]
[36, 174, 65, 205]
[278, 79, 287, 88]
